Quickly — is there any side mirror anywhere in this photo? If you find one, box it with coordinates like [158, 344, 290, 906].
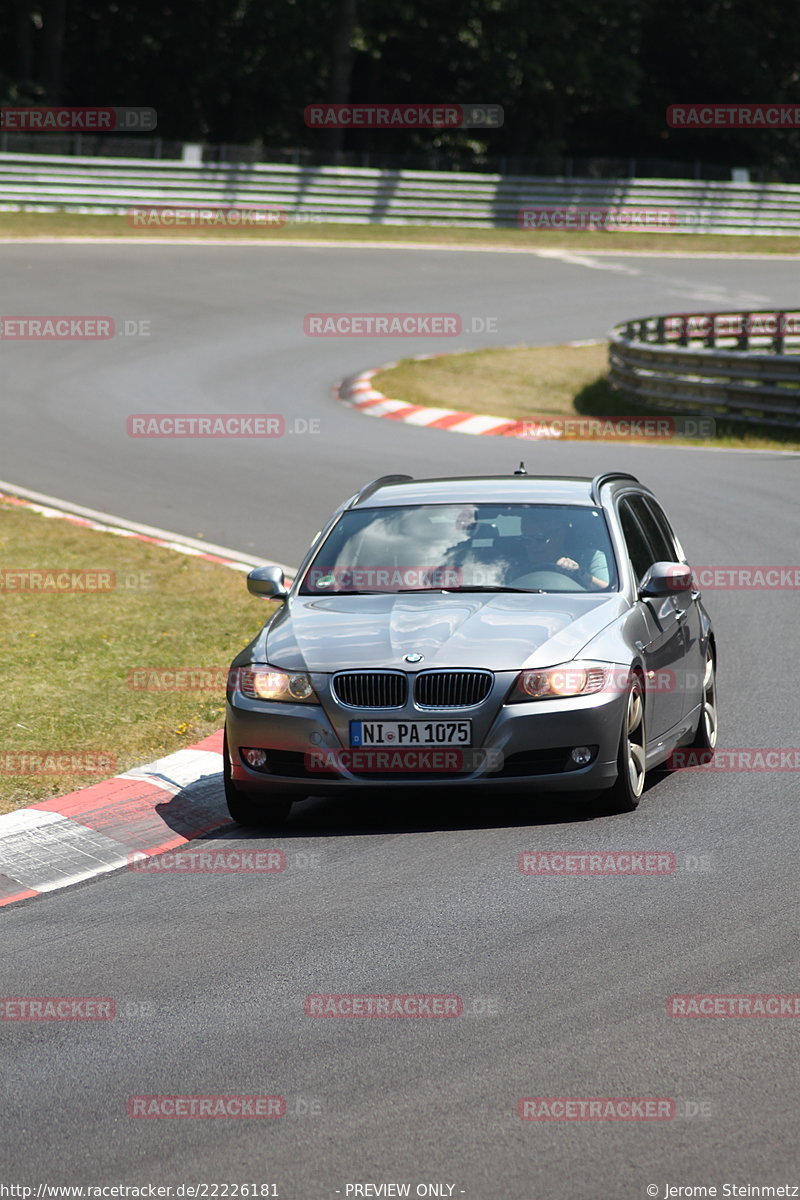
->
[247, 565, 288, 600]
[639, 561, 694, 598]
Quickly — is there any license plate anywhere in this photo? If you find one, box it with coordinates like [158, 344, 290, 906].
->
[350, 720, 471, 747]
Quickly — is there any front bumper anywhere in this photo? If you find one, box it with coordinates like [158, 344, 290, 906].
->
[225, 671, 627, 796]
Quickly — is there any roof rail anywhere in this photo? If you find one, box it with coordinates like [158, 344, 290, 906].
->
[347, 474, 414, 508]
[590, 472, 640, 503]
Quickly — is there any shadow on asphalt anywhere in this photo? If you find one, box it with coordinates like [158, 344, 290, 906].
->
[153, 764, 673, 844]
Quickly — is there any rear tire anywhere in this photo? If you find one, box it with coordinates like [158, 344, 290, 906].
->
[599, 674, 646, 813]
[223, 731, 293, 827]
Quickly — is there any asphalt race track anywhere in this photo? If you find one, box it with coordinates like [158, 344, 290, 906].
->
[2, 242, 799, 1198]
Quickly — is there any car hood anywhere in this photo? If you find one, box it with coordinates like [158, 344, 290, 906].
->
[262, 592, 627, 672]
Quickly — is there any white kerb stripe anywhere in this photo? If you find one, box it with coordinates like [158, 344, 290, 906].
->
[448, 414, 515, 434]
[0, 808, 67, 838]
[402, 407, 462, 425]
[358, 399, 411, 418]
[121, 748, 223, 792]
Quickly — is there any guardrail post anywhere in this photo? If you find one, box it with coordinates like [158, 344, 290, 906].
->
[738, 314, 750, 351]
[773, 313, 785, 355]
[705, 316, 716, 349]
[655, 317, 665, 344]
[676, 316, 688, 347]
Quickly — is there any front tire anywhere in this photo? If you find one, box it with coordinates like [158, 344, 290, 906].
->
[688, 645, 718, 751]
[223, 731, 293, 827]
[600, 674, 647, 813]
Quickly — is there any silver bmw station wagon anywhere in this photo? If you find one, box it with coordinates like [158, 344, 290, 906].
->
[224, 470, 717, 825]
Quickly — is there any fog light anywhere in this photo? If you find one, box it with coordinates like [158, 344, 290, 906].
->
[242, 747, 268, 769]
[570, 746, 593, 766]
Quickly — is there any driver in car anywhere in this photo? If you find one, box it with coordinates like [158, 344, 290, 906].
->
[510, 509, 610, 590]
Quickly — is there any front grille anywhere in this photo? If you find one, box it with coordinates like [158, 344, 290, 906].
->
[414, 670, 493, 708]
[332, 671, 407, 708]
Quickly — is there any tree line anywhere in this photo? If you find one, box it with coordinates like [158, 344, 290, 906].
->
[2, 0, 799, 174]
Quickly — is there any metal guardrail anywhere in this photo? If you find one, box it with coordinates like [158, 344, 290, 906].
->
[608, 311, 800, 429]
[3, 153, 800, 232]
[0, 136, 767, 180]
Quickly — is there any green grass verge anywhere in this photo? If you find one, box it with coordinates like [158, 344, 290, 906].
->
[1, 211, 800, 254]
[371, 344, 800, 452]
[0, 499, 278, 814]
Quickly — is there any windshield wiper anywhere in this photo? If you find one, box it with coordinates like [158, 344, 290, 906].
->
[306, 585, 546, 595]
[441, 585, 545, 593]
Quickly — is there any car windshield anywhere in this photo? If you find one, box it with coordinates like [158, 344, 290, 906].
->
[299, 503, 618, 594]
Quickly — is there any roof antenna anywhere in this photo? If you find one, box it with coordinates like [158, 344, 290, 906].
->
[514, 461, 527, 475]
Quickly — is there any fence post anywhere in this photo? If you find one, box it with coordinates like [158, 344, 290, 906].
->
[738, 314, 750, 351]
[705, 315, 716, 349]
[773, 312, 785, 355]
[677, 316, 688, 347]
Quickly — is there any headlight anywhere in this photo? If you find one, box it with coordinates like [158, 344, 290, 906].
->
[509, 661, 613, 702]
[230, 666, 318, 703]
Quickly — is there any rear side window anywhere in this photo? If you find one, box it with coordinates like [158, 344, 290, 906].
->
[643, 497, 682, 561]
[618, 499, 654, 582]
[627, 495, 675, 564]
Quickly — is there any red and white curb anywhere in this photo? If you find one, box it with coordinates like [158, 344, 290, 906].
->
[0, 732, 228, 908]
[0, 483, 296, 910]
[337, 364, 544, 438]
[336, 354, 571, 439]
